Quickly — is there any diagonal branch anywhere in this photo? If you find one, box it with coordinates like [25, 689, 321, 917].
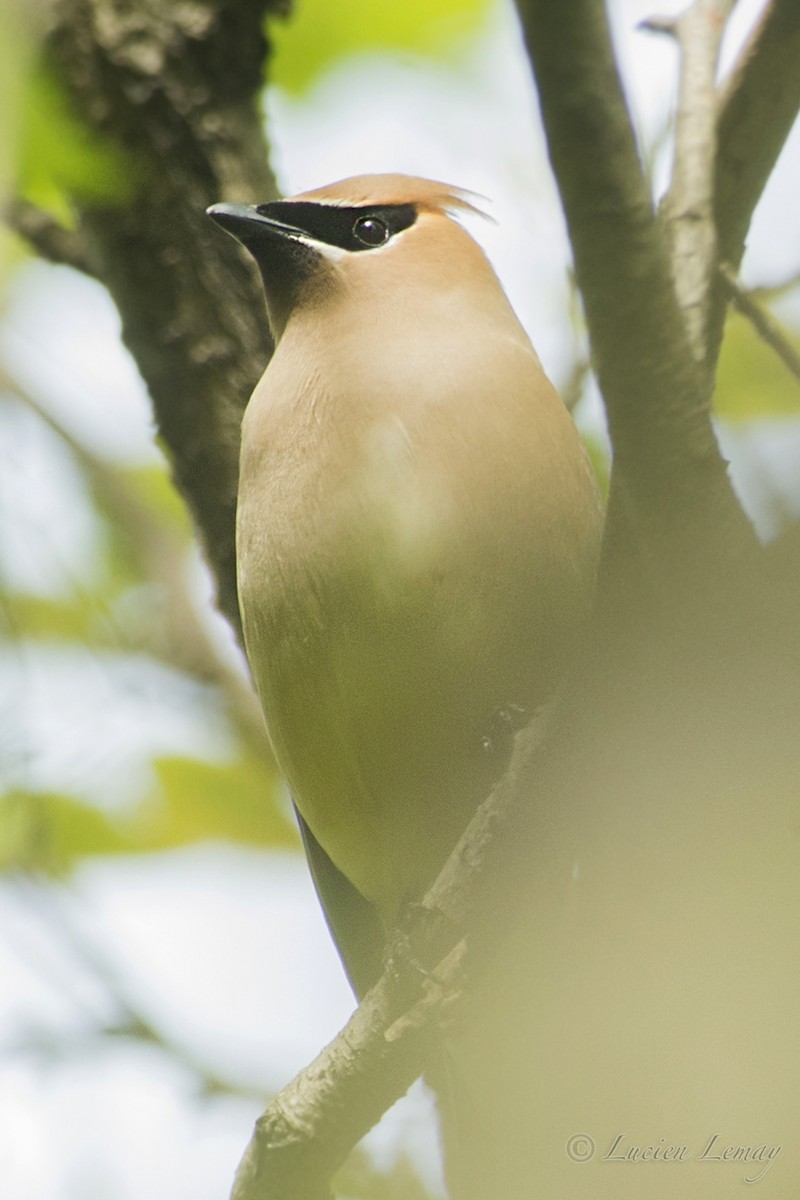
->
[3, 198, 101, 276]
[228, 710, 555, 1200]
[719, 263, 800, 385]
[231, 944, 461, 1200]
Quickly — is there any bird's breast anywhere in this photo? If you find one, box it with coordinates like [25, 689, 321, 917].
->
[236, 341, 600, 918]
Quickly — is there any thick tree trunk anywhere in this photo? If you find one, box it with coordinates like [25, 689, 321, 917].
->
[47, 0, 282, 635]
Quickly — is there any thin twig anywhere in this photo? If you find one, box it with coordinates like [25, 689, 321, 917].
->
[3, 199, 100, 277]
[719, 262, 800, 385]
[756, 268, 800, 302]
[661, 0, 737, 360]
[639, 13, 679, 37]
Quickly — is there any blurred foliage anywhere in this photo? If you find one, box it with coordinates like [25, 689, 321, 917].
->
[268, 0, 494, 94]
[17, 62, 139, 217]
[0, 372, 292, 875]
[1, 3, 799, 1198]
[1, 788, 133, 872]
[1, 3, 139, 263]
[0, 1, 34, 281]
[715, 307, 800, 420]
[335, 1145, 442, 1200]
[582, 432, 610, 502]
[147, 754, 295, 851]
[0, 751, 295, 875]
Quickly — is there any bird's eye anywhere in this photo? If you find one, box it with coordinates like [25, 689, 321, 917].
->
[353, 215, 390, 247]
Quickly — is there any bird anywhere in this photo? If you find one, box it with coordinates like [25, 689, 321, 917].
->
[208, 174, 603, 1192]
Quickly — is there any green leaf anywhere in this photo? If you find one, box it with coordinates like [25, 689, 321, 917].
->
[1, 747, 296, 875]
[269, 0, 494, 95]
[120, 464, 193, 534]
[16, 60, 140, 213]
[142, 753, 297, 851]
[714, 310, 800, 421]
[89, 461, 194, 593]
[0, 3, 36, 285]
[3, 592, 99, 641]
[0, 789, 133, 874]
[581, 432, 610, 502]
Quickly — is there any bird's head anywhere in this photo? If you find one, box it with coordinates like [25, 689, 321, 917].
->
[207, 174, 495, 340]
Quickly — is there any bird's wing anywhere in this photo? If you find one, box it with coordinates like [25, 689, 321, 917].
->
[294, 804, 385, 999]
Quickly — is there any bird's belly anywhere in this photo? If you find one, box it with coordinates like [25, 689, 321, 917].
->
[238, 421, 522, 919]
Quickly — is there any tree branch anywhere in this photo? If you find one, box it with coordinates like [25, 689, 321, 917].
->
[46, 0, 284, 639]
[228, 709, 556, 1200]
[719, 263, 800, 385]
[3, 198, 100, 276]
[513, 0, 753, 574]
[661, 0, 736, 360]
[231, 944, 462, 1200]
[715, 0, 800, 272]
[705, 0, 800, 370]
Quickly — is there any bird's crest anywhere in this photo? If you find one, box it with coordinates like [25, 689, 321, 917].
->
[291, 174, 490, 223]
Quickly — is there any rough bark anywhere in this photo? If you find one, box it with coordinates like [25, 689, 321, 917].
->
[514, 0, 756, 589]
[46, 0, 282, 636]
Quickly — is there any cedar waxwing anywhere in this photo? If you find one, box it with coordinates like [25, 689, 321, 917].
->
[208, 175, 602, 1191]
[208, 174, 601, 983]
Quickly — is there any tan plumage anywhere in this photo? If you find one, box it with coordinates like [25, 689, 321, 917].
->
[208, 173, 602, 1195]
[211, 175, 601, 930]
[294, 172, 486, 216]
[204, 176, 800, 1200]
